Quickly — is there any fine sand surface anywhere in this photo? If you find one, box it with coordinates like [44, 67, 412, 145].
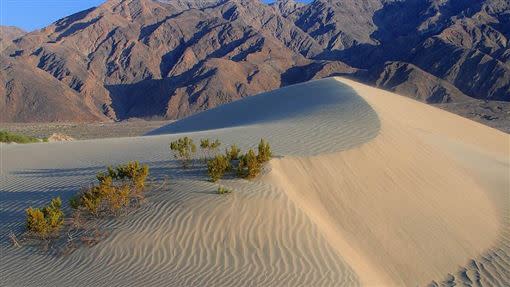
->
[1, 78, 508, 286]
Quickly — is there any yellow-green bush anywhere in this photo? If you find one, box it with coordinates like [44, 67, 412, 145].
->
[217, 186, 231, 194]
[257, 138, 272, 163]
[71, 162, 150, 216]
[26, 197, 64, 237]
[225, 144, 241, 161]
[207, 154, 231, 182]
[26, 208, 49, 235]
[99, 161, 149, 192]
[42, 197, 64, 230]
[170, 137, 196, 168]
[103, 183, 130, 214]
[237, 149, 261, 179]
[200, 138, 221, 161]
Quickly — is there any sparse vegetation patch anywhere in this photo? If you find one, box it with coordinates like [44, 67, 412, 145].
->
[16, 161, 152, 255]
[71, 161, 149, 216]
[0, 130, 47, 144]
[170, 137, 196, 168]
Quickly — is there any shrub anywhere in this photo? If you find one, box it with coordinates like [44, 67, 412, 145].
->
[0, 130, 41, 144]
[170, 137, 196, 168]
[207, 154, 231, 182]
[71, 162, 150, 216]
[80, 179, 110, 215]
[225, 144, 241, 161]
[237, 149, 261, 179]
[200, 138, 221, 161]
[26, 197, 64, 237]
[257, 138, 272, 163]
[103, 183, 131, 214]
[217, 186, 231, 195]
[26, 208, 49, 235]
[42, 197, 64, 230]
[99, 161, 149, 192]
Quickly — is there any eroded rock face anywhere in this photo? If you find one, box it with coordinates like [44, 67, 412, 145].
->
[1, 0, 508, 125]
[0, 26, 25, 52]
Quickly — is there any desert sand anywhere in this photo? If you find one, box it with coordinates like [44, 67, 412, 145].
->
[1, 78, 508, 286]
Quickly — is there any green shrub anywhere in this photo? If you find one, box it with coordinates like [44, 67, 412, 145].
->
[42, 197, 64, 230]
[207, 154, 231, 182]
[257, 138, 272, 163]
[217, 186, 231, 195]
[170, 137, 196, 168]
[26, 197, 64, 237]
[99, 161, 149, 192]
[200, 138, 221, 161]
[225, 144, 241, 161]
[237, 149, 261, 179]
[72, 162, 150, 216]
[26, 208, 49, 235]
[0, 130, 41, 144]
[103, 183, 131, 214]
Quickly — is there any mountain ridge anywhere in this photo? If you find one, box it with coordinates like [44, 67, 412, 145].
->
[1, 0, 508, 130]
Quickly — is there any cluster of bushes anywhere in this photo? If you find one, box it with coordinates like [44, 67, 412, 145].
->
[70, 161, 149, 216]
[208, 139, 272, 182]
[170, 137, 227, 168]
[25, 161, 149, 242]
[0, 130, 47, 144]
[168, 136, 272, 185]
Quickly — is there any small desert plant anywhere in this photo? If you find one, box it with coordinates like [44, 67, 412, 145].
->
[72, 177, 127, 216]
[42, 197, 65, 230]
[200, 138, 221, 161]
[237, 149, 261, 179]
[257, 138, 272, 163]
[99, 161, 149, 192]
[26, 197, 64, 237]
[103, 183, 131, 214]
[170, 137, 196, 168]
[217, 186, 232, 194]
[71, 162, 150, 216]
[26, 208, 49, 236]
[225, 144, 241, 161]
[207, 154, 231, 182]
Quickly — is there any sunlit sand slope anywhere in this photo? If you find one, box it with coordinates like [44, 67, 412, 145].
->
[265, 78, 509, 286]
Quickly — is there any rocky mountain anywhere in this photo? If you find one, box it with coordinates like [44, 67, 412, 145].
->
[0, 26, 25, 52]
[1, 0, 509, 130]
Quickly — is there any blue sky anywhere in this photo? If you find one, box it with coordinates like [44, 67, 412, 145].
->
[1, 0, 106, 31]
[1, 0, 297, 32]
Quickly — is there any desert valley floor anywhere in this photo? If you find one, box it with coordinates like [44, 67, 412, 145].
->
[1, 78, 509, 286]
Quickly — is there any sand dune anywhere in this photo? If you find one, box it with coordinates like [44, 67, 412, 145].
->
[1, 78, 508, 286]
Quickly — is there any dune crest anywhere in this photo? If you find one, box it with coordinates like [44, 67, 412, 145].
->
[264, 78, 509, 286]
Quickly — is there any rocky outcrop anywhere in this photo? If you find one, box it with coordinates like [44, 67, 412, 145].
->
[0, 26, 25, 52]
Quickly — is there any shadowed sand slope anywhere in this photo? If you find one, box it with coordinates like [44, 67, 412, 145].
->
[1, 78, 509, 286]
